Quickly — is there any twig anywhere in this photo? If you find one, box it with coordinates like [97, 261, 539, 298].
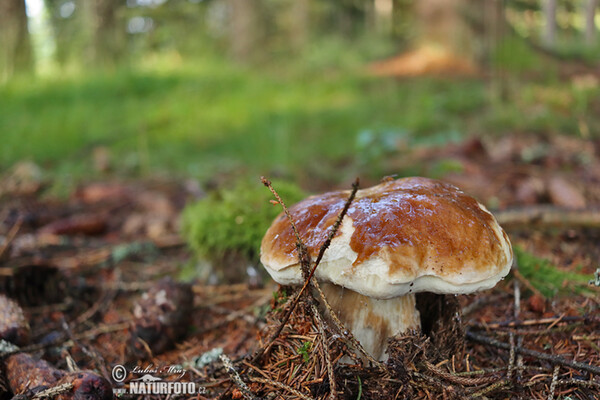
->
[469, 380, 509, 398]
[491, 323, 583, 337]
[32, 383, 74, 399]
[466, 330, 600, 376]
[494, 206, 600, 229]
[311, 178, 359, 274]
[311, 304, 337, 400]
[0, 216, 22, 259]
[546, 365, 560, 400]
[513, 261, 524, 383]
[261, 176, 308, 275]
[554, 379, 600, 390]
[220, 354, 258, 400]
[507, 332, 516, 381]
[253, 178, 359, 364]
[249, 377, 314, 400]
[468, 315, 595, 329]
[311, 279, 382, 368]
[422, 361, 499, 386]
[0, 322, 130, 358]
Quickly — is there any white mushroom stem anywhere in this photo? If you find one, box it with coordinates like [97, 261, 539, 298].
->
[320, 282, 421, 361]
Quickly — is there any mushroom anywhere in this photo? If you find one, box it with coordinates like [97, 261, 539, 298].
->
[260, 177, 513, 361]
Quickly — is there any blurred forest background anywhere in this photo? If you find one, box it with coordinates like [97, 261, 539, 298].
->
[2, 4, 600, 399]
[1, 0, 599, 189]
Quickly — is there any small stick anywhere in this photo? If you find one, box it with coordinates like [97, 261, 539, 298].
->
[513, 261, 524, 382]
[546, 365, 560, 400]
[249, 377, 315, 400]
[507, 332, 516, 380]
[470, 380, 509, 398]
[261, 176, 309, 278]
[422, 361, 499, 386]
[220, 354, 258, 400]
[466, 330, 600, 376]
[311, 304, 337, 399]
[31, 383, 74, 399]
[494, 205, 600, 229]
[0, 216, 22, 260]
[253, 178, 359, 364]
[554, 379, 600, 389]
[469, 315, 594, 329]
[311, 279, 382, 368]
[312, 178, 359, 272]
[0, 322, 131, 359]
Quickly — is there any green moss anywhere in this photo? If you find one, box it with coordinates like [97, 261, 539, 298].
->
[180, 180, 306, 264]
[514, 246, 592, 297]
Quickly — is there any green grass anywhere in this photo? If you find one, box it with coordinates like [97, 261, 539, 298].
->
[0, 64, 484, 180]
[1, 54, 598, 185]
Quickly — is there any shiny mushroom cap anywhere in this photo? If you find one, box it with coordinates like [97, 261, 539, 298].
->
[260, 177, 513, 299]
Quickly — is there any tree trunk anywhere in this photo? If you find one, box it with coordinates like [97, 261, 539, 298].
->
[228, 0, 258, 63]
[414, 0, 474, 57]
[542, 0, 557, 47]
[585, 0, 598, 45]
[0, 0, 33, 81]
[484, 0, 508, 101]
[90, 0, 123, 67]
[374, 0, 393, 34]
[290, 0, 309, 52]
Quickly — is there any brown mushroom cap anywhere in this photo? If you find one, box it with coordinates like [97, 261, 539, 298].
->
[260, 177, 513, 298]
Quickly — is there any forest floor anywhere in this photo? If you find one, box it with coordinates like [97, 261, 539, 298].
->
[1, 133, 599, 399]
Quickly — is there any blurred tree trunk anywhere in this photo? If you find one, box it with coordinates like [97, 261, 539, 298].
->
[374, 0, 393, 34]
[90, 0, 123, 67]
[45, 0, 87, 66]
[391, 0, 413, 41]
[585, 0, 598, 45]
[415, 0, 474, 57]
[415, 0, 507, 62]
[229, 0, 258, 63]
[483, 0, 508, 101]
[542, 0, 557, 47]
[0, 0, 33, 81]
[290, 0, 309, 52]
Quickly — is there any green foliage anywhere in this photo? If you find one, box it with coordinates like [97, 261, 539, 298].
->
[1, 53, 599, 187]
[180, 180, 306, 264]
[514, 246, 592, 297]
[0, 60, 489, 182]
[297, 341, 312, 363]
[428, 158, 465, 179]
[492, 36, 546, 75]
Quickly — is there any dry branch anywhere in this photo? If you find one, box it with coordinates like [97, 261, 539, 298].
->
[466, 330, 600, 376]
[252, 177, 359, 365]
[494, 206, 600, 229]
